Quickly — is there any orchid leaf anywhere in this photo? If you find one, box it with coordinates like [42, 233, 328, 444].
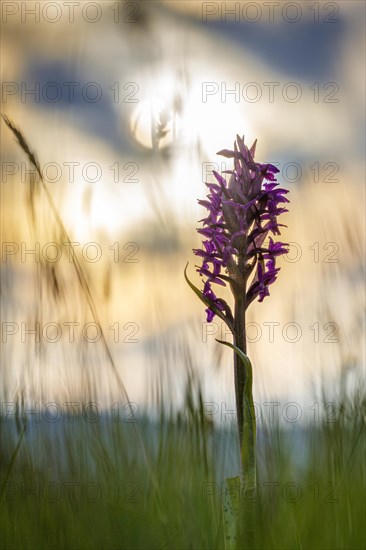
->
[184, 264, 233, 331]
[215, 339, 252, 372]
[223, 476, 240, 550]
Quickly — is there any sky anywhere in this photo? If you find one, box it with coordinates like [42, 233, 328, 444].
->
[1, 1, 365, 418]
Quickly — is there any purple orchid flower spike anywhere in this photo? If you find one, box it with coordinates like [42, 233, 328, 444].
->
[192, 134, 289, 323]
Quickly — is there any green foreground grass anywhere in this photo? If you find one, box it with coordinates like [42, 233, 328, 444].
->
[1, 388, 365, 550]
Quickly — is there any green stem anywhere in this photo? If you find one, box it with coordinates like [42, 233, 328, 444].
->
[233, 294, 257, 548]
[234, 295, 247, 457]
[241, 354, 256, 548]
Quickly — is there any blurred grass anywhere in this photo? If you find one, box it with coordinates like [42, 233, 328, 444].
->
[1, 383, 365, 550]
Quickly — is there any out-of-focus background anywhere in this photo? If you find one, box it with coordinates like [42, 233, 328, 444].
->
[1, 4, 366, 550]
[1, 0, 365, 413]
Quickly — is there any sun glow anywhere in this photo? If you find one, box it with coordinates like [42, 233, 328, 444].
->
[64, 68, 256, 239]
[129, 71, 254, 158]
[62, 178, 147, 242]
[130, 97, 180, 150]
